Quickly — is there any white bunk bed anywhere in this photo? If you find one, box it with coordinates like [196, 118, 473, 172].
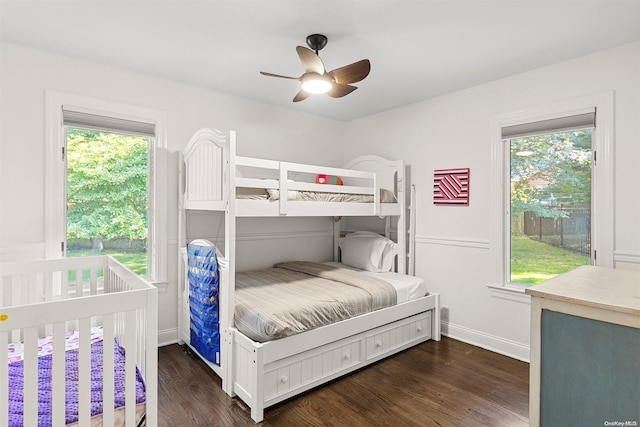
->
[178, 127, 440, 422]
[0, 256, 158, 427]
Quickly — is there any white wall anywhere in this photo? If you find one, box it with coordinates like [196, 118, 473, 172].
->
[343, 41, 640, 360]
[2, 40, 639, 358]
[0, 42, 345, 344]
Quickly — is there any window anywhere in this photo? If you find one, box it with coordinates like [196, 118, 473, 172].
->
[490, 93, 614, 292]
[506, 116, 594, 284]
[65, 123, 151, 276]
[45, 92, 167, 284]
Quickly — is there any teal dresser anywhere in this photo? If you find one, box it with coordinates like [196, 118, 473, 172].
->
[526, 266, 640, 427]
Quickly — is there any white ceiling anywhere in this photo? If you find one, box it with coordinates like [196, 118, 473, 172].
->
[2, 1, 639, 121]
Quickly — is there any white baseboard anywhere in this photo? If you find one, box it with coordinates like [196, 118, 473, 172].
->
[442, 321, 530, 363]
[158, 328, 179, 347]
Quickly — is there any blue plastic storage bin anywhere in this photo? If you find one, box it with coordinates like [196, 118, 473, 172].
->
[187, 242, 220, 365]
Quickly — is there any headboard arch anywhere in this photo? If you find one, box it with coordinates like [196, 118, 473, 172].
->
[344, 155, 405, 205]
[182, 128, 230, 207]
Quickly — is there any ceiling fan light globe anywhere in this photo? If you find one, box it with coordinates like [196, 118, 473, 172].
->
[301, 74, 332, 94]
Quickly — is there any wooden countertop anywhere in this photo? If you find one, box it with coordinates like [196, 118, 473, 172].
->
[525, 265, 640, 316]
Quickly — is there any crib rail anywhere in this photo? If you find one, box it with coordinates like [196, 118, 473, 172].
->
[0, 256, 157, 427]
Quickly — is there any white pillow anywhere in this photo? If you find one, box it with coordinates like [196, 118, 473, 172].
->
[342, 232, 395, 272]
[266, 188, 299, 201]
[267, 179, 298, 200]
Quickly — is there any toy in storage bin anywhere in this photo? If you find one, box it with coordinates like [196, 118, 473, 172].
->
[187, 239, 220, 365]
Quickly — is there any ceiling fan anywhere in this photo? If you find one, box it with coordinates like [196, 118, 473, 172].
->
[260, 34, 371, 102]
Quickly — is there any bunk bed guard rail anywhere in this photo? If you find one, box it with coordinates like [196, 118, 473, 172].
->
[187, 241, 220, 365]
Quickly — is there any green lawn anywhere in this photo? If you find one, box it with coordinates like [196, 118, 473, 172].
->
[67, 250, 147, 281]
[511, 236, 591, 285]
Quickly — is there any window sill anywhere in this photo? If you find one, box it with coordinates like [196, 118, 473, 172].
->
[487, 284, 531, 304]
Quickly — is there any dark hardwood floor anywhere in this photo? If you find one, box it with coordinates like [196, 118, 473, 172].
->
[157, 338, 529, 426]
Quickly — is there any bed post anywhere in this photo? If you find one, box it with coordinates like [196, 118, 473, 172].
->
[396, 163, 407, 274]
[409, 184, 416, 276]
[177, 151, 186, 345]
[251, 346, 265, 422]
[144, 283, 159, 426]
[433, 293, 442, 341]
[221, 130, 237, 396]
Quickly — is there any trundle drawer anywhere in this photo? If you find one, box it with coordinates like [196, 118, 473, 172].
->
[365, 311, 431, 361]
[263, 336, 363, 402]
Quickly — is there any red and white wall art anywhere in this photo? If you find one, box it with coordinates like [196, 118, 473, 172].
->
[433, 168, 470, 206]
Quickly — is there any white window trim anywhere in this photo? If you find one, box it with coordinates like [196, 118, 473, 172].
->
[44, 91, 168, 284]
[489, 92, 614, 294]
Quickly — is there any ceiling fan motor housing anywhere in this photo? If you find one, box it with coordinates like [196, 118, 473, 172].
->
[306, 34, 328, 53]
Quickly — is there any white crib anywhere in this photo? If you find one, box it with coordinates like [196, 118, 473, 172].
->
[0, 256, 158, 427]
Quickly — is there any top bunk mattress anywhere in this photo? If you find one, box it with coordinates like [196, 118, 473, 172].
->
[232, 186, 402, 217]
[236, 187, 397, 203]
[233, 261, 428, 343]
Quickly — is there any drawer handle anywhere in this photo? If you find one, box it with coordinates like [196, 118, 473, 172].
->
[344, 353, 350, 360]
[417, 327, 422, 332]
[280, 376, 288, 384]
[375, 341, 382, 347]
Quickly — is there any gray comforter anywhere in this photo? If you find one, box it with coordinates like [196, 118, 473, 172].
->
[234, 261, 397, 342]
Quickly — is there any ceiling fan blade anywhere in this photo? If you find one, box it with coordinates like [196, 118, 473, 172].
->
[328, 59, 371, 84]
[293, 89, 311, 102]
[327, 84, 357, 98]
[260, 71, 299, 80]
[296, 46, 325, 75]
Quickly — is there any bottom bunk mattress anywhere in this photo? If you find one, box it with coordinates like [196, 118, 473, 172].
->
[7, 327, 146, 427]
[234, 261, 428, 342]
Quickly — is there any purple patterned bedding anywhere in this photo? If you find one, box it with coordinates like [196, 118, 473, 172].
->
[8, 339, 145, 426]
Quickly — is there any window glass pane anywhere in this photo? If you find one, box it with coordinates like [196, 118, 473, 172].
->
[66, 128, 149, 277]
[510, 130, 592, 284]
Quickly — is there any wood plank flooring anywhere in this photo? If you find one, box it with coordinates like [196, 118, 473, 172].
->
[158, 337, 529, 426]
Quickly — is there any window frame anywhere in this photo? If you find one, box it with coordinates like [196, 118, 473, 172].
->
[489, 92, 614, 294]
[45, 91, 168, 285]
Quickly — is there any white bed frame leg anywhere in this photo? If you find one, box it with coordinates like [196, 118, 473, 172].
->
[177, 151, 186, 346]
[251, 346, 265, 423]
[222, 328, 235, 396]
[433, 294, 442, 341]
